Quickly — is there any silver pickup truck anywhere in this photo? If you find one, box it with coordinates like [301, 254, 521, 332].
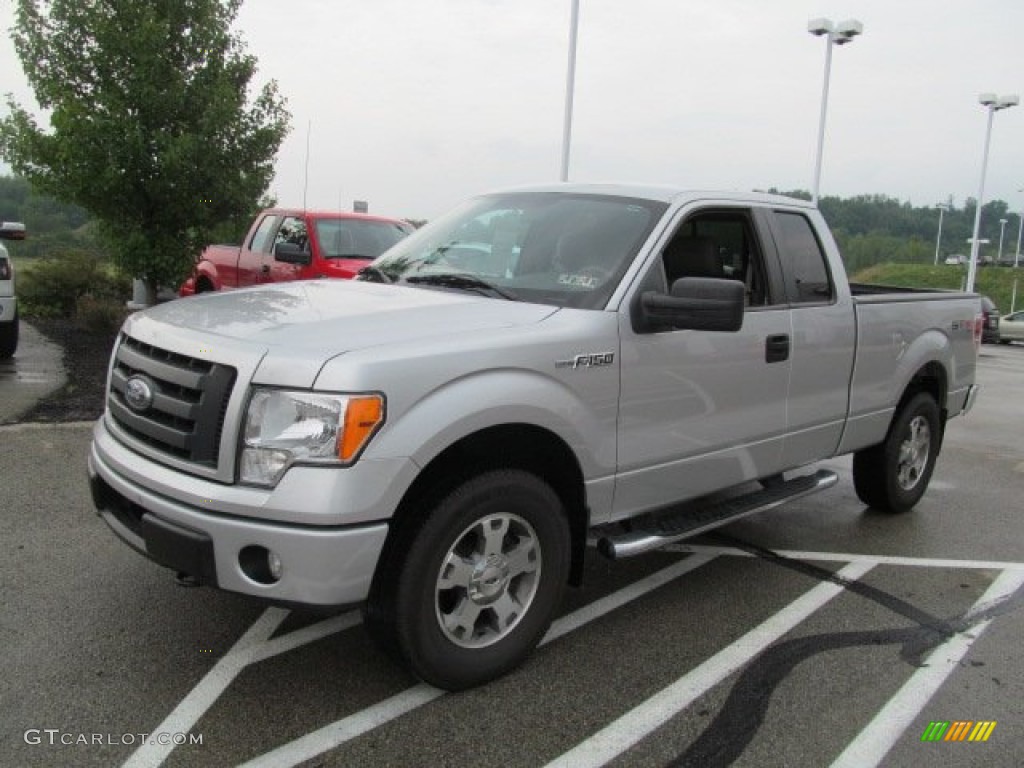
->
[89, 185, 981, 689]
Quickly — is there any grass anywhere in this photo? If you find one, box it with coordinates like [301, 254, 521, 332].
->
[850, 263, 1023, 314]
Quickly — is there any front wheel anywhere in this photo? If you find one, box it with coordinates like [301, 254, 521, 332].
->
[852, 392, 940, 513]
[365, 469, 570, 690]
[0, 311, 19, 359]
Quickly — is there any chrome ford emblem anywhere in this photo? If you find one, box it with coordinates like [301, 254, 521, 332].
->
[124, 375, 156, 413]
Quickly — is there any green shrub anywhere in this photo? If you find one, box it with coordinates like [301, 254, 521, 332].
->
[17, 250, 130, 318]
[75, 294, 130, 334]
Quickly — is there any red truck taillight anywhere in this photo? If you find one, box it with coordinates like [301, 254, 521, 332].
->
[0, 258, 11, 281]
[973, 313, 984, 348]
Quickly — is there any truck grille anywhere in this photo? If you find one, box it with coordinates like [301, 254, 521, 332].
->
[108, 335, 236, 469]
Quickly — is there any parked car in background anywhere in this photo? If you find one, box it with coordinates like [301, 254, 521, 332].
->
[180, 209, 414, 295]
[1000, 310, 1024, 344]
[980, 296, 1001, 344]
[0, 221, 27, 359]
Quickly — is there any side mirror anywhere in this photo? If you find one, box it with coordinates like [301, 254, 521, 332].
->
[638, 277, 744, 333]
[0, 222, 27, 241]
[274, 241, 311, 266]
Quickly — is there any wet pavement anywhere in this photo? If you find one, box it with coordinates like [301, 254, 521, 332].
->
[0, 321, 67, 424]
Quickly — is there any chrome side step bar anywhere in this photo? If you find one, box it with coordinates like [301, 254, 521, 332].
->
[597, 469, 839, 560]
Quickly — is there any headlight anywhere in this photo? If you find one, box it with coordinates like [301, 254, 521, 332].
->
[240, 389, 385, 487]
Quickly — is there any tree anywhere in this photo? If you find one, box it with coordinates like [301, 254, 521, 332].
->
[0, 0, 290, 302]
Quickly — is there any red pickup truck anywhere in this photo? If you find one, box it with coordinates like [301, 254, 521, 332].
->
[180, 208, 414, 295]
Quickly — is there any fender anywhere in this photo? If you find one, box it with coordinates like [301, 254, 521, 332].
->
[364, 367, 618, 521]
[193, 259, 222, 292]
[890, 328, 951, 404]
[840, 327, 951, 455]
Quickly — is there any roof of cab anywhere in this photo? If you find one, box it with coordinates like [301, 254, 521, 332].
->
[475, 182, 816, 209]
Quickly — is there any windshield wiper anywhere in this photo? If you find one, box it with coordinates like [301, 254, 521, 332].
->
[405, 273, 519, 301]
[356, 264, 393, 283]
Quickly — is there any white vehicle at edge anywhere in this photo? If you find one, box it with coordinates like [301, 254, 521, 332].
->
[0, 221, 26, 359]
[1000, 310, 1024, 343]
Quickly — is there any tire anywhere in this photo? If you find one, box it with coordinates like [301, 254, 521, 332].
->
[852, 392, 940, 514]
[364, 469, 570, 690]
[0, 310, 18, 359]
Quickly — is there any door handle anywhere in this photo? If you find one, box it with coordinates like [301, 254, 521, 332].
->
[765, 334, 790, 363]
[261, 264, 270, 274]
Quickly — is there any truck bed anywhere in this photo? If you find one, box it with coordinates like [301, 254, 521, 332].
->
[849, 282, 973, 301]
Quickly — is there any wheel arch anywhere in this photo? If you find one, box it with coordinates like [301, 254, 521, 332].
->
[194, 261, 221, 292]
[898, 360, 949, 450]
[374, 423, 589, 592]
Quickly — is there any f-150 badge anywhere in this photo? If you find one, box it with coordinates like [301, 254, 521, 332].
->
[556, 352, 615, 370]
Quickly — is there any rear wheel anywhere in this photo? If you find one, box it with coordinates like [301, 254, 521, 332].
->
[852, 392, 940, 513]
[0, 310, 18, 359]
[364, 469, 570, 690]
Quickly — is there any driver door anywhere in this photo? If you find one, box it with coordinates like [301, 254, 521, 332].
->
[613, 205, 792, 518]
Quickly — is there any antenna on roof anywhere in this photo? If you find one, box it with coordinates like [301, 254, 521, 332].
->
[302, 119, 311, 212]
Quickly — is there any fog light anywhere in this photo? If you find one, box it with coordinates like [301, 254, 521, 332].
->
[239, 545, 283, 585]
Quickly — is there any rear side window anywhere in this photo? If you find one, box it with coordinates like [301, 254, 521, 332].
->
[248, 215, 279, 254]
[772, 212, 833, 304]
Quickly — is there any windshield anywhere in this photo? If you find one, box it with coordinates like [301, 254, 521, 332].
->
[313, 218, 412, 259]
[362, 192, 666, 309]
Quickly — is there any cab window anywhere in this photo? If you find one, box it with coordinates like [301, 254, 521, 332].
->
[771, 212, 834, 304]
[658, 209, 773, 307]
[248, 215, 279, 254]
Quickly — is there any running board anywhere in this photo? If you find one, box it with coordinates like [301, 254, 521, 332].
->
[597, 469, 838, 560]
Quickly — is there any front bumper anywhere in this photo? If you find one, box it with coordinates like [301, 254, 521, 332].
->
[961, 383, 980, 416]
[0, 296, 15, 322]
[88, 421, 397, 608]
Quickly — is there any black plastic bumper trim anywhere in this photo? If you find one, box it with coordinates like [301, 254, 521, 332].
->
[91, 472, 218, 586]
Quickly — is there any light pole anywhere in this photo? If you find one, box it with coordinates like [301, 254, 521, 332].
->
[560, 0, 580, 182]
[934, 201, 950, 265]
[808, 17, 864, 206]
[998, 217, 1009, 263]
[966, 93, 1019, 293]
[1015, 189, 1023, 269]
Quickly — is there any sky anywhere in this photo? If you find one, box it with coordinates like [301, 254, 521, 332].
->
[1, 0, 1023, 221]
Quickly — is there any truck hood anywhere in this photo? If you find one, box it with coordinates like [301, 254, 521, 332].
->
[126, 280, 559, 386]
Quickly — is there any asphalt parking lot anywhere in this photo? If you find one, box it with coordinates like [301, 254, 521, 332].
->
[0, 322, 65, 423]
[1, 343, 1022, 768]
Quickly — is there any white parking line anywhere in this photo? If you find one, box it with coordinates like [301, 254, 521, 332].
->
[542, 560, 876, 768]
[248, 612, 363, 665]
[238, 684, 446, 768]
[829, 567, 1024, 768]
[234, 554, 718, 768]
[121, 546, 1024, 768]
[668, 543, 1024, 572]
[122, 607, 290, 768]
[121, 553, 716, 768]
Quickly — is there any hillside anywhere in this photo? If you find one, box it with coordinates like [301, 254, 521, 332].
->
[851, 263, 1021, 313]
